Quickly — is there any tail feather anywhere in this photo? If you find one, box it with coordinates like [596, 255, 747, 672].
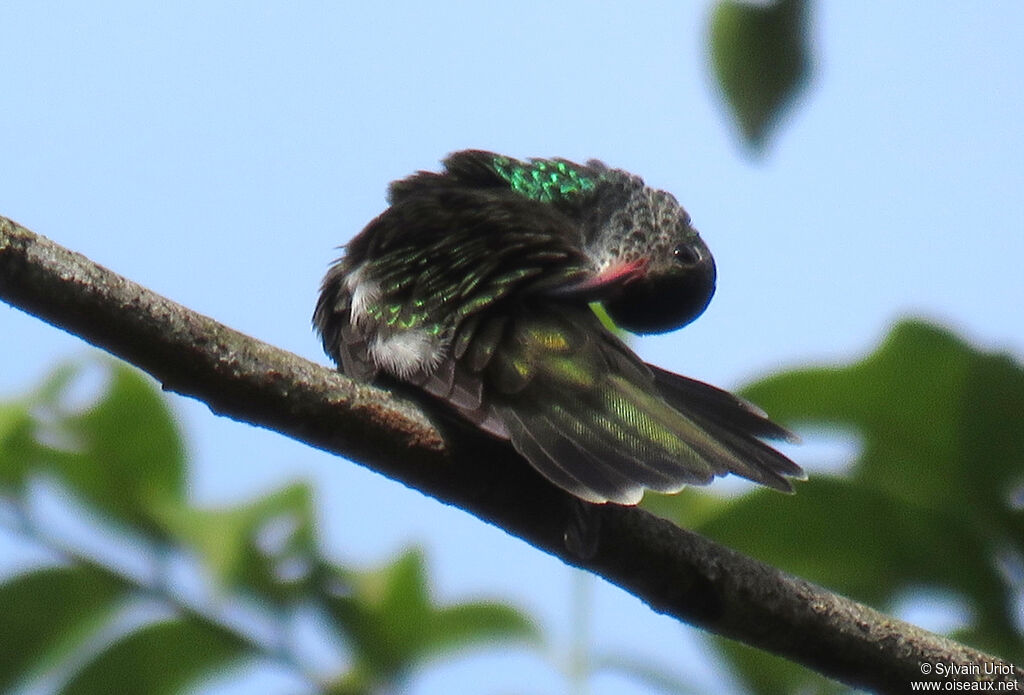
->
[475, 306, 803, 503]
[650, 366, 804, 489]
[650, 366, 798, 443]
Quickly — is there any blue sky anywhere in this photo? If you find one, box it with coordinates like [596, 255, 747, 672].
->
[2, 2, 1022, 693]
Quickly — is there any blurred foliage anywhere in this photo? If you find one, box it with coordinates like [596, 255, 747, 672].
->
[0, 361, 538, 694]
[648, 320, 1024, 693]
[708, 0, 812, 153]
[3, 320, 1020, 694]
[2, 5, 1018, 695]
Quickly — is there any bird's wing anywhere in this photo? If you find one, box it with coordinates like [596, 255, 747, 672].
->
[314, 184, 595, 381]
[446, 304, 801, 504]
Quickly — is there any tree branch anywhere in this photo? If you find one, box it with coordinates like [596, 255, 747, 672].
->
[1, 216, 1019, 693]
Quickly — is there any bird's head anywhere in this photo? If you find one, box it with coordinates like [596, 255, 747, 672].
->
[584, 170, 717, 335]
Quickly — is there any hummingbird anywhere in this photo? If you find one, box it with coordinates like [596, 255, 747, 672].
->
[314, 150, 802, 505]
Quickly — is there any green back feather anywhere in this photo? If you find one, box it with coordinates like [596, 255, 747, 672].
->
[490, 155, 599, 203]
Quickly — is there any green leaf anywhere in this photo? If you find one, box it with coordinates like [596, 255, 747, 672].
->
[695, 478, 1001, 608]
[2, 359, 542, 692]
[709, 0, 811, 152]
[324, 549, 538, 688]
[0, 399, 36, 490]
[589, 302, 627, 339]
[326, 549, 434, 679]
[667, 319, 1024, 692]
[743, 320, 1024, 541]
[431, 600, 540, 657]
[642, 486, 732, 529]
[30, 360, 187, 529]
[0, 566, 127, 693]
[155, 482, 317, 601]
[743, 320, 1023, 653]
[60, 618, 248, 695]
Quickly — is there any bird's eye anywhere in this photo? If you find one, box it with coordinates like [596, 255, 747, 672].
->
[673, 244, 700, 266]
